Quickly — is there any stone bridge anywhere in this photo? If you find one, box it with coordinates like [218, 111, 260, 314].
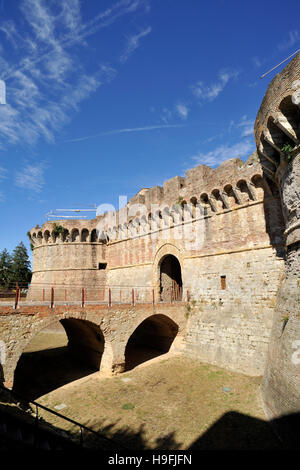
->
[0, 302, 187, 388]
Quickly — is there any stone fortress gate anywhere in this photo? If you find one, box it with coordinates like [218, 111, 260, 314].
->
[1, 52, 299, 441]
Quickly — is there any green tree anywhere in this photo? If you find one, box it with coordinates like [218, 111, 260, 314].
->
[10, 242, 32, 288]
[0, 249, 12, 288]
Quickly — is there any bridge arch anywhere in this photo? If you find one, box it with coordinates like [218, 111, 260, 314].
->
[6, 313, 114, 395]
[124, 314, 179, 371]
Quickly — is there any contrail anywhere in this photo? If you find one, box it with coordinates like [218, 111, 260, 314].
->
[65, 124, 186, 143]
[260, 48, 300, 79]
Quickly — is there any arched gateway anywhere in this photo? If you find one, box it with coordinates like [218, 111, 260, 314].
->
[159, 254, 183, 302]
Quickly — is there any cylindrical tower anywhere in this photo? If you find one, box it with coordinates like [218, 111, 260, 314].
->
[27, 218, 107, 301]
[255, 53, 300, 438]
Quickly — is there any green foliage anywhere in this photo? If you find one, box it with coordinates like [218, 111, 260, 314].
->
[175, 196, 184, 208]
[281, 143, 294, 162]
[185, 298, 197, 318]
[281, 314, 289, 323]
[185, 302, 191, 318]
[52, 223, 68, 238]
[0, 248, 13, 288]
[121, 402, 135, 410]
[0, 242, 32, 288]
[10, 242, 32, 287]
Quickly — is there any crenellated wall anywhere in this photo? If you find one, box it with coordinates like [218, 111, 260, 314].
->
[28, 220, 108, 301]
[27, 152, 286, 375]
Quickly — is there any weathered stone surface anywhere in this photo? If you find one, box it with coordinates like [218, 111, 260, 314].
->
[255, 52, 300, 430]
[0, 303, 187, 386]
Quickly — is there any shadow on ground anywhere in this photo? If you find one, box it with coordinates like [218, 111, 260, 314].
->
[125, 345, 168, 371]
[79, 410, 299, 450]
[13, 347, 98, 401]
[1, 379, 299, 450]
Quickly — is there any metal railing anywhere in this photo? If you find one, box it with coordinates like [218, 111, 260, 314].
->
[0, 383, 127, 449]
[0, 283, 188, 308]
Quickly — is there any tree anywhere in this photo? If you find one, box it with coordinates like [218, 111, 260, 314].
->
[10, 242, 32, 288]
[0, 249, 12, 288]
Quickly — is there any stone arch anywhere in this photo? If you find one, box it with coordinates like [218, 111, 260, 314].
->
[250, 174, 271, 199]
[211, 188, 225, 211]
[189, 197, 197, 218]
[37, 231, 43, 245]
[71, 228, 80, 242]
[260, 134, 281, 169]
[62, 229, 69, 242]
[279, 94, 300, 141]
[50, 231, 57, 243]
[153, 243, 183, 297]
[236, 179, 254, 204]
[223, 184, 238, 207]
[81, 228, 89, 242]
[199, 192, 212, 214]
[128, 220, 135, 237]
[44, 230, 50, 243]
[267, 115, 295, 152]
[7, 313, 114, 392]
[170, 203, 182, 224]
[124, 314, 179, 371]
[91, 228, 98, 242]
[159, 254, 183, 301]
[155, 210, 163, 229]
[153, 243, 184, 302]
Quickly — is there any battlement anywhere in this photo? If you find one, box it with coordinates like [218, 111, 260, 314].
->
[255, 52, 300, 185]
[29, 152, 274, 247]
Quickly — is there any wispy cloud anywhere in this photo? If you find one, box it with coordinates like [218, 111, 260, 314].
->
[278, 30, 300, 52]
[0, 167, 7, 180]
[251, 56, 263, 69]
[15, 163, 47, 192]
[120, 26, 151, 63]
[189, 140, 255, 168]
[0, 0, 150, 148]
[175, 103, 189, 120]
[191, 68, 240, 103]
[65, 123, 185, 143]
[229, 115, 254, 138]
[159, 102, 189, 124]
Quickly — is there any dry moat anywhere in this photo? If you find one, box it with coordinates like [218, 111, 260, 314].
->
[11, 327, 282, 450]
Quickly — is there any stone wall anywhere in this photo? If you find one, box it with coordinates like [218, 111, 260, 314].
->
[25, 152, 287, 377]
[23, 57, 300, 390]
[254, 52, 300, 428]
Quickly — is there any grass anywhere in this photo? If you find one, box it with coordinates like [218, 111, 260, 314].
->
[36, 355, 281, 450]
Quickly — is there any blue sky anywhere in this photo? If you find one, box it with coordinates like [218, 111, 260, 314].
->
[0, 0, 299, 261]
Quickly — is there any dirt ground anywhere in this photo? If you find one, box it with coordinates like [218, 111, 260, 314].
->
[12, 329, 281, 450]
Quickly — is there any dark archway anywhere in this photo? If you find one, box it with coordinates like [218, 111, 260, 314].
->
[13, 319, 105, 400]
[159, 254, 183, 301]
[125, 314, 179, 371]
